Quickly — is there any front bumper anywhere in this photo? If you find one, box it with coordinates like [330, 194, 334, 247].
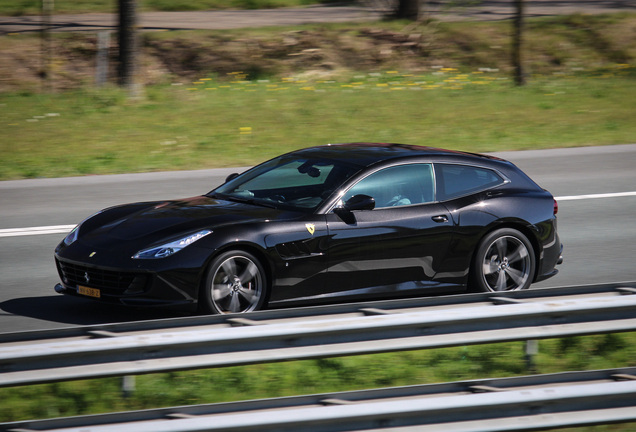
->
[54, 255, 202, 309]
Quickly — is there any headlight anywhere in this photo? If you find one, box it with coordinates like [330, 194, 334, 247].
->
[62, 225, 80, 246]
[62, 210, 104, 246]
[132, 230, 212, 259]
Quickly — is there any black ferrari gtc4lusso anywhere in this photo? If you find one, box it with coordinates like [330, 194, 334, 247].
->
[55, 143, 563, 314]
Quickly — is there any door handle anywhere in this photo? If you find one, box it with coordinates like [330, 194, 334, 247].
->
[432, 215, 448, 223]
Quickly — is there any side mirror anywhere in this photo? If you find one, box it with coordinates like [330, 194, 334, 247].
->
[225, 173, 240, 183]
[343, 194, 375, 212]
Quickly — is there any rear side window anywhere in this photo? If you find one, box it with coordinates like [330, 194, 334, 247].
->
[436, 164, 504, 200]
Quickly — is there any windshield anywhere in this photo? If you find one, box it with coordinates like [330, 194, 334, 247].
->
[210, 155, 362, 212]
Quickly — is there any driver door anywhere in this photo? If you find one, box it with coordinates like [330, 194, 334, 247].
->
[325, 163, 454, 298]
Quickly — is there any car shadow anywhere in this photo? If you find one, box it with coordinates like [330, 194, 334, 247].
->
[0, 295, 192, 327]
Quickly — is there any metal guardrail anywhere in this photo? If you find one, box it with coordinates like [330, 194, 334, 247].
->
[3, 367, 636, 432]
[3, 282, 634, 344]
[1, 282, 635, 387]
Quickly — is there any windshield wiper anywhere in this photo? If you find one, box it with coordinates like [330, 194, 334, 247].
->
[215, 194, 277, 209]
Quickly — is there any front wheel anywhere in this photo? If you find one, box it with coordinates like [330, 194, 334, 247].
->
[470, 228, 535, 292]
[199, 251, 267, 314]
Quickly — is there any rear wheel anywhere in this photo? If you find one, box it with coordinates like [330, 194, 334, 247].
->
[470, 228, 535, 292]
[199, 251, 267, 314]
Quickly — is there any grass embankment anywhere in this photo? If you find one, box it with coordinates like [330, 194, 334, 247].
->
[1, 14, 635, 180]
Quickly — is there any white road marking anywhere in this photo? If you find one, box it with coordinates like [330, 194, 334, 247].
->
[555, 191, 636, 201]
[1, 191, 634, 238]
[0, 225, 75, 238]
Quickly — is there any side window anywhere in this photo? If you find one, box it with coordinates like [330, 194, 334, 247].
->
[436, 164, 504, 200]
[343, 164, 434, 209]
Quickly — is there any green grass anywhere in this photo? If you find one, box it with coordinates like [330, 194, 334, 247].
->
[2, 68, 635, 180]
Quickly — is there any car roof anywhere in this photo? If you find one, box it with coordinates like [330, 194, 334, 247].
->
[290, 143, 506, 168]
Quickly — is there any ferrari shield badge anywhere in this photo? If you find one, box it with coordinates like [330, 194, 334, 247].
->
[305, 223, 315, 235]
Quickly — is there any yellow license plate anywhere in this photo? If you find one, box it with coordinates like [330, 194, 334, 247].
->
[78, 285, 101, 298]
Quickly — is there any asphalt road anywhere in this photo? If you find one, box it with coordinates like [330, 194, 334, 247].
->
[1, 144, 635, 333]
[1, 0, 634, 34]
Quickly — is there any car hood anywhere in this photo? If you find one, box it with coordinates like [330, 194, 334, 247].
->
[86, 195, 293, 243]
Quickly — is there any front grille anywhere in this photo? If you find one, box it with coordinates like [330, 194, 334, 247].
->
[56, 259, 148, 296]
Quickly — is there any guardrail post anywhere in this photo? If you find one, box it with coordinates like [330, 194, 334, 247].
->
[122, 375, 136, 398]
[525, 339, 538, 372]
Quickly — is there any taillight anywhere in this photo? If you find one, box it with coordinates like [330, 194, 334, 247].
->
[553, 198, 559, 215]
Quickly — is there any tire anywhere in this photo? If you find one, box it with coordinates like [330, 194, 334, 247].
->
[199, 250, 267, 314]
[470, 228, 535, 292]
